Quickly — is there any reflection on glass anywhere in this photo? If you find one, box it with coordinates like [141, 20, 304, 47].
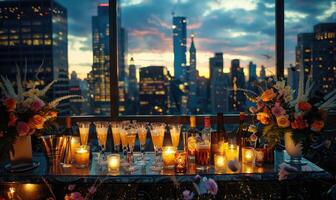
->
[78, 122, 90, 145]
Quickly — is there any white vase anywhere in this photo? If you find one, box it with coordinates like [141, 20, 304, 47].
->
[284, 132, 306, 165]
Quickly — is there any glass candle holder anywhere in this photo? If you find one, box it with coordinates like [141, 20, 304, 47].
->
[74, 145, 90, 168]
[255, 148, 266, 166]
[70, 137, 81, 163]
[214, 154, 226, 172]
[218, 141, 228, 155]
[107, 154, 120, 173]
[226, 144, 239, 161]
[242, 147, 255, 164]
[162, 146, 176, 169]
[175, 151, 187, 173]
[242, 163, 254, 173]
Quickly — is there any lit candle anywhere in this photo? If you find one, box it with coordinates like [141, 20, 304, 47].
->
[242, 147, 255, 164]
[162, 146, 176, 169]
[74, 145, 90, 168]
[107, 154, 120, 173]
[242, 164, 254, 173]
[175, 151, 187, 173]
[218, 141, 228, 155]
[226, 144, 239, 161]
[214, 154, 226, 173]
[71, 137, 81, 162]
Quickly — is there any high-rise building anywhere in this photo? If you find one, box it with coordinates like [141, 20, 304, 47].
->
[90, 4, 110, 115]
[287, 65, 299, 98]
[172, 16, 187, 81]
[296, 23, 336, 95]
[260, 65, 266, 80]
[139, 66, 170, 115]
[187, 34, 197, 114]
[195, 75, 210, 114]
[69, 71, 90, 115]
[209, 53, 229, 113]
[248, 61, 257, 81]
[229, 59, 246, 112]
[0, 0, 69, 115]
[127, 57, 138, 114]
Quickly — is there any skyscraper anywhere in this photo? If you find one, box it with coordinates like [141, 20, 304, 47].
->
[209, 53, 229, 113]
[196, 75, 210, 114]
[172, 16, 187, 81]
[0, 0, 69, 115]
[91, 4, 110, 115]
[139, 66, 170, 115]
[296, 23, 336, 95]
[127, 57, 138, 114]
[229, 59, 246, 112]
[248, 61, 257, 81]
[260, 65, 266, 80]
[287, 65, 299, 98]
[187, 34, 197, 114]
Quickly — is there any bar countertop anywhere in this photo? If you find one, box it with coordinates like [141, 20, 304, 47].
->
[0, 151, 332, 184]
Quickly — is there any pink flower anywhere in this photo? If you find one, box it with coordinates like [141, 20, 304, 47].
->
[68, 184, 76, 191]
[278, 163, 298, 181]
[16, 122, 30, 136]
[88, 186, 97, 195]
[70, 192, 84, 200]
[183, 190, 194, 200]
[31, 97, 45, 112]
[271, 102, 286, 117]
[256, 98, 264, 110]
[205, 178, 218, 195]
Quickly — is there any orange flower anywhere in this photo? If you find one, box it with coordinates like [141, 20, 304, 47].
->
[276, 115, 290, 128]
[4, 98, 16, 112]
[28, 115, 45, 129]
[291, 116, 307, 130]
[311, 120, 324, 132]
[8, 112, 17, 127]
[298, 101, 312, 111]
[48, 111, 58, 118]
[260, 89, 276, 102]
[257, 112, 270, 125]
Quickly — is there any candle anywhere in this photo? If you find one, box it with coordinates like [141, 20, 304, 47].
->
[107, 154, 120, 173]
[255, 148, 266, 166]
[74, 145, 90, 168]
[175, 151, 187, 173]
[214, 154, 226, 173]
[162, 146, 176, 169]
[242, 147, 255, 164]
[225, 144, 239, 161]
[71, 137, 81, 162]
[242, 164, 254, 173]
[218, 141, 228, 155]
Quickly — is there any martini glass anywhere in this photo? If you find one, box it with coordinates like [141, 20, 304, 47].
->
[150, 123, 165, 171]
[111, 122, 121, 153]
[126, 124, 137, 172]
[120, 121, 130, 166]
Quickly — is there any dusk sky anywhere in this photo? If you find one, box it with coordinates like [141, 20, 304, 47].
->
[58, 0, 336, 79]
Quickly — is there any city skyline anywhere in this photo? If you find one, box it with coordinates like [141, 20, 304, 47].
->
[58, 0, 336, 79]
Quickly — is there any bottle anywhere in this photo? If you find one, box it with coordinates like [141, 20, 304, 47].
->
[236, 112, 246, 148]
[186, 116, 199, 160]
[211, 113, 227, 163]
[64, 116, 73, 135]
[202, 116, 211, 142]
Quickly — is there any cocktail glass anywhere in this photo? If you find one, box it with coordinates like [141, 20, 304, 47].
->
[111, 122, 121, 153]
[169, 124, 181, 149]
[78, 122, 90, 145]
[95, 122, 109, 153]
[126, 125, 137, 172]
[137, 123, 148, 164]
[150, 123, 165, 171]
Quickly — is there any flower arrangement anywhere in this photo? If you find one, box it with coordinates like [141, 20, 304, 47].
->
[183, 175, 218, 200]
[0, 65, 80, 158]
[248, 77, 336, 148]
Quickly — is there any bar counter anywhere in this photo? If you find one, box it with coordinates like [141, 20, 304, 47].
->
[0, 151, 333, 199]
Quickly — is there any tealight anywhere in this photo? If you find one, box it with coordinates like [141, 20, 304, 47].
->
[107, 154, 120, 173]
[214, 154, 226, 173]
[242, 147, 255, 164]
[70, 137, 81, 162]
[74, 145, 90, 168]
[162, 146, 176, 169]
[226, 144, 239, 161]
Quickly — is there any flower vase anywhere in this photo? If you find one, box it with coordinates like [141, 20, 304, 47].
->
[284, 132, 306, 165]
[6, 136, 39, 172]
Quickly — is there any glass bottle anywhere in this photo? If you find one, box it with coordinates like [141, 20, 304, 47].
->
[186, 116, 199, 160]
